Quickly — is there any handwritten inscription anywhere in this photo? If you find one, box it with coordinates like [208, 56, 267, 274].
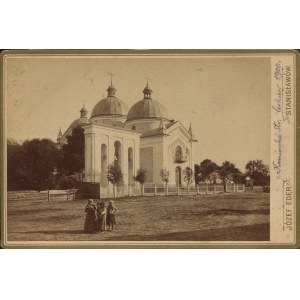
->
[272, 120, 282, 174]
[272, 61, 293, 174]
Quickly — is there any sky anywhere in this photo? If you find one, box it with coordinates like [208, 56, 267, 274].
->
[4, 55, 271, 170]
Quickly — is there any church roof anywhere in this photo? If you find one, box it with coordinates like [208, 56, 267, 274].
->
[126, 83, 169, 121]
[91, 84, 129, 118]
[140, 120, 176, 138]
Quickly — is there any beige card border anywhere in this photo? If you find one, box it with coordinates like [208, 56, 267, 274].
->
[0, 49, 299, 249]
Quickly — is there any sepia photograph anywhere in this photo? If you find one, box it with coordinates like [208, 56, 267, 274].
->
[1, 50, 297, 247]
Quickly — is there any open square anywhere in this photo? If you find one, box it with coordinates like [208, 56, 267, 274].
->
[7, 192, 270, 242]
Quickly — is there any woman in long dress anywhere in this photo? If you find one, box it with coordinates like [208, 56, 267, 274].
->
[106, 200, 118, 231]
[84, 199, 96, 233]
[96, 201, 107, 232]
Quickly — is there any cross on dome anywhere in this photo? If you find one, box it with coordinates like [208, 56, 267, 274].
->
[107, 72, 117, 97]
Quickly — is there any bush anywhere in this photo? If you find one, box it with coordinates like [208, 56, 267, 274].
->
[56, 175, 77, 189]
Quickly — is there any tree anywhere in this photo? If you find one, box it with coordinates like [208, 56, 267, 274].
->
[60, 126, 85, 176]
[133, 168, 147, 196]
[195, 159, 219, 183]
[7, 140, 27, 190]
[160, 168, 170, 195]
[232, 168, 245, 184]
[218, 161, 241, 189]
[183, 167, 193, 193]
[107, 160, 123, 198]
[21, 138, 61, 191]
[245, 160, 270, 186]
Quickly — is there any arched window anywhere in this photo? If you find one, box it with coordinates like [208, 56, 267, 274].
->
[175, 146, 182, 162]
[101, 144, 108, 187]
[114, 141, 121, 163]
[128, 147, 133, 185]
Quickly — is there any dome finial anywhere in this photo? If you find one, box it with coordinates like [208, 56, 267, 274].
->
[57, 128, 62, 143]
[143, 77, 153, 99]
[107, 72, 117, 96]
[188, 122, 195, 140]
[80, 104, 88, 118]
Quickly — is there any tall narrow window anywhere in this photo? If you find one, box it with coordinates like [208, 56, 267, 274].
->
[175, 146, 182, 162]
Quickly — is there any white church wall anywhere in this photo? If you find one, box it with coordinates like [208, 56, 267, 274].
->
[140, 135, 165, 184]
[166, 128, 195, 186]
[83, 123, 141, 194]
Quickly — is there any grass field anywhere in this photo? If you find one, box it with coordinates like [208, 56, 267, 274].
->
[7, 192, 270, 242]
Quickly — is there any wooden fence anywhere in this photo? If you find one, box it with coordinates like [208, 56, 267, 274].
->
[101, 183, 245, 198]
[46, 189, 77, 201]
[7, 189, 77, 201]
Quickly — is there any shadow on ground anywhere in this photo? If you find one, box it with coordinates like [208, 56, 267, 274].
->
[15, 223, 270, 241]
[103, 223, 270, 241]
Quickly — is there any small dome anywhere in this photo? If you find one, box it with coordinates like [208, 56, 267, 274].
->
[91, 85, 129, 118]
[126, 84, 168, 121]
[69, 117, 90, 129]
[69, 105, 90, 128]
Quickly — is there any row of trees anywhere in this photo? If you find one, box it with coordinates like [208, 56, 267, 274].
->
[107, 161, 194, 197]
[107, 158, 270, 197]
[7, 127, 85, 191]
[194, 159, 270, 186]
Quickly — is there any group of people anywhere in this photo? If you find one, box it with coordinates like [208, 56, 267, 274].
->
[84, 199, 118, 233]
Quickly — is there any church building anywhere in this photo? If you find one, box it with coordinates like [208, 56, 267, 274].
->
[57, 79, 197, 196]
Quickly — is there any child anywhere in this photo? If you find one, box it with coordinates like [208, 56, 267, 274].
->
[96, 201, 107, 232]
[106, 200, 118, 231]
[84, 199, 96, 233]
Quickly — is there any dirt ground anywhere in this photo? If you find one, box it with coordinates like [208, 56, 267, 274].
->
[7, 192, 270, 242]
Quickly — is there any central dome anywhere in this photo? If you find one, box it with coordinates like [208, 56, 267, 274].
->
[126, 84, 168, 121]
[91, 85, 129, 118]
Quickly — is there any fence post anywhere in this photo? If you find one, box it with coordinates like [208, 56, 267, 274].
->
[73, 189, 75, 200]
[243, 184, 245, 192]
[142, 184, 144, 196]
[154, 185, 157, 196]
[197, 184, 199, 195]
[166, 183, 169, 196]
[177, 185, 180, 195]
[206, 183, 208, 194]
[187, 185, 190, 195]
[214, 184, 216, 194]
[67, 191, 69, 201]
[128, 185, 132, 197]
[47, 190, 50, 202]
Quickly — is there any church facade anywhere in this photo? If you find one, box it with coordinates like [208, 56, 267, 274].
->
[58, 80, 197, 196]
